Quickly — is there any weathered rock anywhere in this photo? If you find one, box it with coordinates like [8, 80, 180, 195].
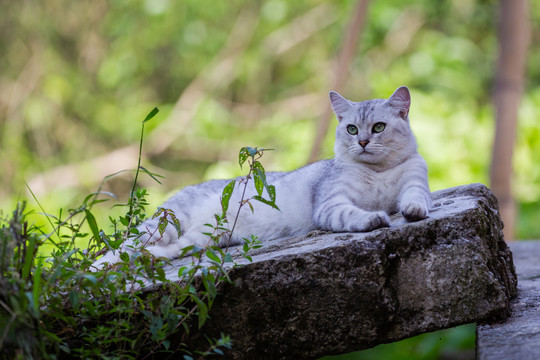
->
[476, 241, 540, 360]
[165, 183, 517, 359]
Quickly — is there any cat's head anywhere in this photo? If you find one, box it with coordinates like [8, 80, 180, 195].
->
[329, 86, 418, 169]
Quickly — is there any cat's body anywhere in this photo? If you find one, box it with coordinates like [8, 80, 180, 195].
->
[92, 86, 430, 269]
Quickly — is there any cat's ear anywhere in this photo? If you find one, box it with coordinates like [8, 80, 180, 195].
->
[388, 86, 411, 120]
[329, 91, 352, 122]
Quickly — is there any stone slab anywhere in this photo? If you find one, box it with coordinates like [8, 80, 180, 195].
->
[161, 183, 516, 359]
[476, 240, 540, 360]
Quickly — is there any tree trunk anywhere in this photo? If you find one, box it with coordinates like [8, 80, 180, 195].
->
[490, 0, 530, 241]
[307, 0, 370, 163]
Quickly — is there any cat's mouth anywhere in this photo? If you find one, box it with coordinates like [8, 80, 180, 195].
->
[357, 147, 371, 155]
[341, 144, 378, 162]
[353, 146, 381, 161]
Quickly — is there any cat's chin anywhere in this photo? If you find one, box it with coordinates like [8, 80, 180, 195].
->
[354, 157, 382, 166]
[337, 152, 380, 166]
[340, 152, 399, 170]
[351, 150, 382, 163]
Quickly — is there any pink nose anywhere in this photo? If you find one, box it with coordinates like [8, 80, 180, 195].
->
[359, 140, 370, 148]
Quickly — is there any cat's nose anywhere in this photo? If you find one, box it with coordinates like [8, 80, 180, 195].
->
[358, 140, 370, 148]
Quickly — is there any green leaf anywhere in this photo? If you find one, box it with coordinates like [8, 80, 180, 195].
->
[221, 180, 235, 214]
[149, 316, 164, 339]
[31, 257, 43, 317]
[82, 274, 98, 285]
[158, 217, 167, 235]
[58, 344, 71, 354]
[120, 251, 129, 263]
[223, 253, 233, 263]
[253, 161, 278, 204]
[22, 236, 37, 281]
[69, 290, 80, 309]
[156, 267, 166, 281]
[85, 210, 101, 242]
[253, 195, 280, 211]
[252, 159, 266, 175]
[170, 213, 182, 236]
[152, 207, 166, 219]
[190, 294, 209, 329]
[119, 216, 130, 226]
[252, 165, 264, 197]
[139, 166, 164, 184]
[83, 191, 118, 206]
[267, 184, 277, 203]
[205, 249, 221, 263]
[238, 147, 250, 168]
[24, 181, 56, 236]
[247, 200, 254, 213]
[180, 245, 195, 257]
[143, 107, 159, 123]
[178, 266, 189, 278]
[246, 146, 258, 157]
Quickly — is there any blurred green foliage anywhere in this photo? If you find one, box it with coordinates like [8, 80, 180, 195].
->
[322, 323, 476, 360]
[0, 0, 539, 357]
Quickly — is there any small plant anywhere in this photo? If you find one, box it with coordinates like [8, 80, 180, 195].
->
[0, 108, 278, 359]
[203, 146, 277, 260]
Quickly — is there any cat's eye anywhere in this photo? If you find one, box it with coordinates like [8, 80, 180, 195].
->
[346, 125, 358, 135]
[372, 122, 386, 133]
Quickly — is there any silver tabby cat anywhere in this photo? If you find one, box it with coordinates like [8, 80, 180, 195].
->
[93, 86, 431, 269]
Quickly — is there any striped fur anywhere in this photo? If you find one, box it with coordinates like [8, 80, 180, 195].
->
[92, 86, 430, 268]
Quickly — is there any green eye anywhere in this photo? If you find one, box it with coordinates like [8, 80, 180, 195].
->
[347, 125, 358, 135]
[372, 122, 386, 133]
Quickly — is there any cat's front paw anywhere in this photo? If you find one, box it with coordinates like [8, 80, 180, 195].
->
[400, 201, 428, 222]
[358, 211, 390, 232]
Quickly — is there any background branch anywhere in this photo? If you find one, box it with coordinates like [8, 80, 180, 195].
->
[490, 0, 530, 240]
[308, 0, 371, 163]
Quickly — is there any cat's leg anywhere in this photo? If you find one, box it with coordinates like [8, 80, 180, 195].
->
[92, 217, 231, 266]
[137, 218, 195, 259]
[90, 217, 180, 270]
[314, 203, 390, 232]
[398, 185, 430, 221]
[144, 229, 225, 259]
[91, 232, 197, 269]
[144, 236, 193, 259]
[89, 234, 140, 271]
[135, 216, 180, 246]
[91, 230, 196, 269]
[397, 157, 431, 222]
